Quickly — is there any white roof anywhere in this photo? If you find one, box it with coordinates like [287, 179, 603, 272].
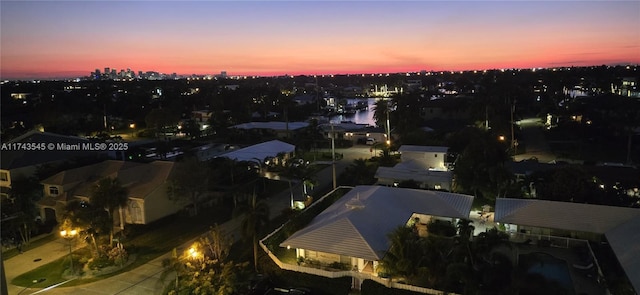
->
[218, 140, 295, 163]
[230, 121, 309, 131]
[495, 198, 640, 293]
[605, 216, 640, 293]
[399, 145, 448, 153]
[494, 198, 640, 234]
[375, 166, 453, 184]
[281, 185, 473, 261]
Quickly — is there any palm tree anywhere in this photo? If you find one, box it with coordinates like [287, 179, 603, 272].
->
[233, 191, 269, 272]
[372, 99, 390, 129]
[167, 156, 209, 215]
[90, 177, 129, 245]
[338, 158, 376, 186]
[62, 200, 110, 256]
[454, 219, 475, 266]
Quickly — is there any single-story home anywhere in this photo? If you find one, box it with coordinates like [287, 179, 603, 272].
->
[216, 140, 296, 167]
[229, 121, 309, 139]
[38, 160, 180, 226]
[318, 123, 388, 144]
[375, 145, 453, 191]
[494, 198, 640, 293]
[280, 185, 473, 275]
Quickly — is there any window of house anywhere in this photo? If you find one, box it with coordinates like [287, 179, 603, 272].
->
[0, 172, 8, 181]
[49, 186, 59, 196]
[130, 202, 142, 223]
[434, 154, 438, 158]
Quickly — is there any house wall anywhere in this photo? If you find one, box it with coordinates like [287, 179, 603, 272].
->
[401, 151, 446, 170]
[142, 182, 183, 224]
[376, 170, 452, 191]
[2, 166, 40, 189]
[126, 199, 145, 224]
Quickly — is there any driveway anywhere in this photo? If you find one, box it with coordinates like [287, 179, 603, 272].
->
[4, 149, 357, 295]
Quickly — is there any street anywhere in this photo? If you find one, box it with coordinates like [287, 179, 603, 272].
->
[3, 146, 369, 295]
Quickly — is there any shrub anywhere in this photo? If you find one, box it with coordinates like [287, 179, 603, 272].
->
[107, 245, 129, 265]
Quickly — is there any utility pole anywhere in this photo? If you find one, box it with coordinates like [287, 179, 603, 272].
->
[510, 98, 515, 155]
[331, 123, 336, 189]
[386, 106, 391, 146]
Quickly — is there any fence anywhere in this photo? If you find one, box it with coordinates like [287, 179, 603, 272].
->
[259, 186, 456, 295]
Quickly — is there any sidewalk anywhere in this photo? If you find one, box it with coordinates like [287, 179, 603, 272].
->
[3, 234, 85, 295]
[3, 160, 348, 294]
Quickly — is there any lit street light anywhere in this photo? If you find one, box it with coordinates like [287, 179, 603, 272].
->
[129, 123, 136, 138]
[60, 229, 77, 275]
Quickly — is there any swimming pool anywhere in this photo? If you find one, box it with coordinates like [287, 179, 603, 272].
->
[519, 252, 575, 294]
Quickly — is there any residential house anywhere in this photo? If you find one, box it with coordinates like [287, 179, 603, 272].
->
[318, 123, 387, 144]
[419, 96, 471, 121]
[280, 185, 473, 276]
[375, 145, 453, 191]
[38, 160, 180, 226]
[216, 140, 296, 168]
[1, 130, 101, 197]
[229, 121, 309, 139]
[494, 198, 640, 293]
[191, 110, 212, 130]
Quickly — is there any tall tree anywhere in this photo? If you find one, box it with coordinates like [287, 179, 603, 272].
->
[61, 199, 111, 255]
[3, 177, 42, 245]
[338, 158, 377, 186]
[90, 177, 129, 245]
[168, 156, 209, 215]
[233, 192, 269, 272]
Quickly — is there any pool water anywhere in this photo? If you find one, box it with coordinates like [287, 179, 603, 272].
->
[519, 252, 574, 294]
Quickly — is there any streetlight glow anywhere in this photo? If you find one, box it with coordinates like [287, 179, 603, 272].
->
[60, 228, 77, 275]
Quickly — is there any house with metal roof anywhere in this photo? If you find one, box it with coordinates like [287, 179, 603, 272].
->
[216, 140, 295, 165]
[375, 145, 453, 190]
[494, 198, 640, 293]
[38, 160, 180, 226]
[280, 185, 473, 274]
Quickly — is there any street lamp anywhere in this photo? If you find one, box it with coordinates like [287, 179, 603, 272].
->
[188, 247, 203, 263]
[129, 123, 136, 138]
[60, 229, 77, 275]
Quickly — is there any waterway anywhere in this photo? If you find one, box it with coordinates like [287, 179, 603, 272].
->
[328, 98, 377, 126]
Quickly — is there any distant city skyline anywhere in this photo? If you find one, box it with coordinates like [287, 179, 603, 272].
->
[1, 1, 639, 80]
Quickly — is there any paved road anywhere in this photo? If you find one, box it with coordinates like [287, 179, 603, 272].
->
[4, 147, 364, 295]
[513, 117, 557, 163]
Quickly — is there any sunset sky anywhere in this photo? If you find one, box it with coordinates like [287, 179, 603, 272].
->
[1, 1, 639, 79]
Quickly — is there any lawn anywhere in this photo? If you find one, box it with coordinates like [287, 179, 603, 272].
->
[12, 205, 232, 287]
[11, 176, 296, 288]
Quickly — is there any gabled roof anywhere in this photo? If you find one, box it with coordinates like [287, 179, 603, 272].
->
[230, 121, 309, 131]
[399, 145, 448, 153]
[494, 198, 640, 234]
[1, 130, 94, 170]
[41, 160, 176, 200]
[281, 186, 473, 261]
[218, 140, 295, 163]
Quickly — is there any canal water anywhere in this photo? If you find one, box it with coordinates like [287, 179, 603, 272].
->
[328, 98, 377, 126]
